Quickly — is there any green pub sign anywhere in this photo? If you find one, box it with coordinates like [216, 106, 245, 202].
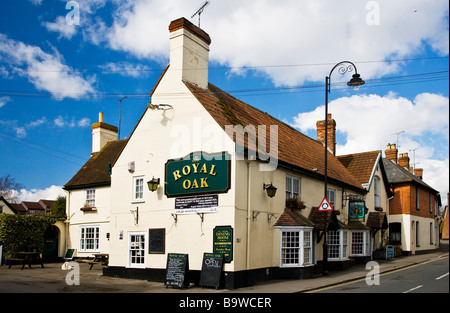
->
[165, 151, 231, 198]
[213, 226, 233, 263]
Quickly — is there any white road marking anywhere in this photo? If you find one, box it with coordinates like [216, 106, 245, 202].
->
[435, 272, 449, 280]
[403, 285, 423, 293]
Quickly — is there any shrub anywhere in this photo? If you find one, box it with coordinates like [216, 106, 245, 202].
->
[0, 215, 62, 258]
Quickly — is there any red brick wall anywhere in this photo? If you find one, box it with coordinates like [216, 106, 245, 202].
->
[390, 183, 435, 219]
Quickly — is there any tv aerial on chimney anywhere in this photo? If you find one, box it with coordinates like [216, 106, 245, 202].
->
[192, 1, 210, 28]
[392, 130, 405, 148]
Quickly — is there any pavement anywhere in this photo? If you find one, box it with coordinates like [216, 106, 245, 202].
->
[0, 240, 448, 293]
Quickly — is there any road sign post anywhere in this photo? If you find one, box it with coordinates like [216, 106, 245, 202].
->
[318, 196, 333, 276]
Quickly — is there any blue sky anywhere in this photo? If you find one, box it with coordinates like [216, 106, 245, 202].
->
[0, 0, 448, 206]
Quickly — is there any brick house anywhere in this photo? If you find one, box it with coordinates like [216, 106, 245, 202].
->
[383, 144, 441, 254]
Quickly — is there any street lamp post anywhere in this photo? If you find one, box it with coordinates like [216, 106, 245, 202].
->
[322, 61, 365, 275]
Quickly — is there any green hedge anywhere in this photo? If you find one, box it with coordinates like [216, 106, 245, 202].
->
[0, 215, 62, 259]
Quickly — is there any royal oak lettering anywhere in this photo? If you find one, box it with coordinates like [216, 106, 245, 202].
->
[165, 152, 230, 198]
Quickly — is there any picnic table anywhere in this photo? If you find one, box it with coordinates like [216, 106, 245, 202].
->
[85, 253, 109, 270]
[7, 252, 44, 270]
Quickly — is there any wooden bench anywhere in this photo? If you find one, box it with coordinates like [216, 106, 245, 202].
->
[84, 254, 109, 270]
[6, 252, 44, 270]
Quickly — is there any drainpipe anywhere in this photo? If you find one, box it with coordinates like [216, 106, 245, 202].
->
[246, 161, 253, 271]
[65, 191, 71, 254]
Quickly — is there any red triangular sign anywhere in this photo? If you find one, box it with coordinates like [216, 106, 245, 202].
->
[318, 197, 333, 212]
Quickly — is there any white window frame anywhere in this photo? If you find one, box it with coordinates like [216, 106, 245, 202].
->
[279, 227, 313, 267]
[327, 230, 348, 261]
[286, 176, 301, 200]
[128, 232, 146, 268]
[85, 188, 96, 207]
[374, 176, 381, 208]
[350, 230, 370, 256]
[327, 188, 336, 209]
[133, 176, 145, 202]
[79, 225, 100, 252]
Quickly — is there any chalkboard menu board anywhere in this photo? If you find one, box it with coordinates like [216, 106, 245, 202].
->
[149, 229, 165, 254]
[165, 253, 189, 288]
[64, 248, 76, 260]
[199, 253, 224, 289]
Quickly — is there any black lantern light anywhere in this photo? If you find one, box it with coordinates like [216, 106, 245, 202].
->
[263, 183, 277, 198]
[147, 177, 160, 192]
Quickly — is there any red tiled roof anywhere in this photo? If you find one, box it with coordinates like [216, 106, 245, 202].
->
[184, 81, 364, 191]
[274, 209, 315, 227]
[337, 151, 381, 186]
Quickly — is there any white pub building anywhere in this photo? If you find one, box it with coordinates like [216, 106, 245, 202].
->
[64, 18, 390, 289]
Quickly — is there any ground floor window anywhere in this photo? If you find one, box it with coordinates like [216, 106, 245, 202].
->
[280, 228, 313, 267]
[350, 230, 370, 256]
[389, 222, 401, 244]
[128, 232, 146, 268]
[79, 226, 100, 252]
[327, 230, 348, 261]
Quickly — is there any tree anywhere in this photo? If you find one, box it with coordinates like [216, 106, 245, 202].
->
[50, 195, 66, 218]
[0, 174, 24, 203]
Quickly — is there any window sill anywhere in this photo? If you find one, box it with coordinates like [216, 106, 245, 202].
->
[131, 200, 145, 204]
[280, 263, 315, 268]
[80, 207, 97, 212]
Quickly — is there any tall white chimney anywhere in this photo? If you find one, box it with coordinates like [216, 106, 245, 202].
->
[92, 112, 118, 154]
[168, 17, 211, 89]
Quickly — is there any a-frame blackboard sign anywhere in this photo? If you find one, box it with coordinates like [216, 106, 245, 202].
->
[165, 253, 189, 289]
[199, 253, 224, 289]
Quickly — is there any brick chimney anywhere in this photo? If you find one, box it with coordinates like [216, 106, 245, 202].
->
[385, 143, 398, 163]
[398, 153, 410, 169]
[414, 168, 423, 179]
[92, 112, 118, 154]
[168, 17, 211, 89]
[316, 113, 337, 155]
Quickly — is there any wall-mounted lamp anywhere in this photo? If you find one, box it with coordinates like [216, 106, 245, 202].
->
[147, 103, 173, 111]
[263, 183, 277, 198]
[147, 177, 160, 192]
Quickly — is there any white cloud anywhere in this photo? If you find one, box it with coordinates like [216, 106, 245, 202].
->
[29, 0, 42, 5]
[26, 117, 47, 128]
[14, 126, 27, 138]
[0, 96, 11, 108]
[54, 115, 91, 128]
[16, 185, 65, 202]
[292, 92, 449, 204]
[0, 33, 95, 99]
[43, 16, 77, 40]
[90, 0, 449, 86]
[99, 61, 151, 78]
[77, 117, 91, 127]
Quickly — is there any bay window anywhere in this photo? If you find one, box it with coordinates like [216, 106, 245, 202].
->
[280, 227, 313, 267]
